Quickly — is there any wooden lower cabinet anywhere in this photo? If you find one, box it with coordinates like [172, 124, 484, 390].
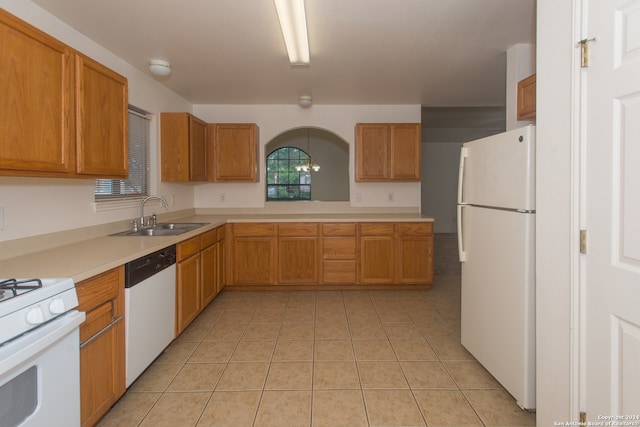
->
[397, 223, 434, 284]
[200, 229, 218, 307]
[176, 238, 201, 335]
[359, 222, 434, 285]
[176, 225, 227, 335]
[76, 267, 125, 427]
[278, 223, 319, 284]
[359, 223, 396, 284]
[322, 223, 358, 284]
[230, 223, 276, 285]
[226, 221, 433, 287]
[216, 226, 226, 293]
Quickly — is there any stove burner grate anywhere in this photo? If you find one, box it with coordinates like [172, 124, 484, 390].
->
[0, 278, 43, 297]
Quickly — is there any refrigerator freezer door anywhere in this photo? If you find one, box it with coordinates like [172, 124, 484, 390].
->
[460, 205, 535, 409]
[460, 125, 535, 211]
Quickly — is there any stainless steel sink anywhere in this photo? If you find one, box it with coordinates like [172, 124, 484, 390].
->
[111, 222, 209, 237]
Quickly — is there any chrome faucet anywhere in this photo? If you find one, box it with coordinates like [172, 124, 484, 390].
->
[140, 195, 168, 228]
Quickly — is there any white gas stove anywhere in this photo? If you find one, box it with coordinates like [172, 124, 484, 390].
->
[0, 277, 79, 345]
[0, 277, 84, 426]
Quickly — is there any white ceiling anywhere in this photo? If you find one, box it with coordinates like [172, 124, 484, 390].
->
[31, 0, 536, 106]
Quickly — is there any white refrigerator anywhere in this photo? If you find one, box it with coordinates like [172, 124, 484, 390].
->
[457, 124, 536, 410]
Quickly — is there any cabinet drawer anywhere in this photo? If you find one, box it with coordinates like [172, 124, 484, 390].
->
[360, 223, 395, 236]
[322, 223, 356, 236]
[76, 268, 120, 313]
[323, 261, 357, 283]
[323, 237, 356, 260]
[233, 223, 275, 237]
[79, 301, 113, 344]
[178, 236, 201, 259]
[278, 223, 319, 237]
[397, 222, 433, 235]
[200, 228, 217, 248]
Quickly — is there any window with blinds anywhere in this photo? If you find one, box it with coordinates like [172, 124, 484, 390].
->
[94, 106, 150, 200]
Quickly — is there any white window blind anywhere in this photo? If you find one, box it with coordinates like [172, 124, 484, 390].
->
[94, 106, 150, 200]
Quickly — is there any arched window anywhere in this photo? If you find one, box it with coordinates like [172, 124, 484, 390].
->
[266, 147, 311, 200]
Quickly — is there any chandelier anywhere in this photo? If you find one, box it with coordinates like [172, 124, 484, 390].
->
[295, 128, 320, 172]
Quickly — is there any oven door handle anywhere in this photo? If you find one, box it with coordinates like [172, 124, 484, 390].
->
[0, 310, 85, 374]
[80, 315, 124, 349]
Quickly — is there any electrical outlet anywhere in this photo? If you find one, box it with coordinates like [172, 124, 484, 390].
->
[388, 192, 395, 202]
[219, 193, 226, 203]
[355, 193, 362, 203]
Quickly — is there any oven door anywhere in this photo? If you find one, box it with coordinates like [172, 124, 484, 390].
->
[0, 310, 85, 427]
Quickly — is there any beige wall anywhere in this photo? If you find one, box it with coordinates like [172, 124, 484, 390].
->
[193, 104, 421, 210]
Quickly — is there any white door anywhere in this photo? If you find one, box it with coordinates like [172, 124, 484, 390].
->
[583, 0, 640, 417]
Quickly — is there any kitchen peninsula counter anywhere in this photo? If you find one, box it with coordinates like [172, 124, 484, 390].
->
[0, 212, 433, 283]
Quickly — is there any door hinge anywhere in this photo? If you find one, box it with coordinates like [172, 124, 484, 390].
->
[580, 229, 588, 254]
[580, 412, 587, 423]
[577, 38, 597, 67]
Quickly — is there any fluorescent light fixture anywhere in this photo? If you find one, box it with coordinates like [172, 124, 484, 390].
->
[274, 0, 310, 65]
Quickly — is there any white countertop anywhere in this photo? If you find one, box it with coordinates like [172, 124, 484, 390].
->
[0, 213, 433, 282]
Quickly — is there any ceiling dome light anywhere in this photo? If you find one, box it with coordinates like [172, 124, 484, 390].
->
[149, 59, 171, 77]
[299, 95, 312, 108]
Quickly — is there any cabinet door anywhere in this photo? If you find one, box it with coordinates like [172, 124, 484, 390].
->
[216, 228, 226, 293]
[397, 234, 433, 284]
[355, 124, 389, 181]
[359, 223, 395, 284]
[0, 10, 75, 176]
[211, 124, 258, 181]
[75, 54, 128, 177]
[161, 113, 190, 181]
[201, 242, 217, 307]
[176, 254, 201, 334]
[279, 237, 319, 284]
[359, 236, 396, 283]
[76, 267, 125, 427]
[80, 303, 123, 427]
[189, 115, 208, 181]
[389, 124, 421, 181]
[232, 237, 276, 285]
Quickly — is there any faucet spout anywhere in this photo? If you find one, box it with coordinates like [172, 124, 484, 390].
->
[140, 195, 168, 227]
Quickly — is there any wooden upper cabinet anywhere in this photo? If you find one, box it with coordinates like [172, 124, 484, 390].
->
[389, 124, 421, 180]
[209, 123, 258, 182]
[0, 10, 128, 178]
[355, 123, 421, 181]
[161, 113, 209, 181]
[75, 54, 128, 177]
[355, 124, 388, 181]
[517, 73, 536, 120]
[0, 10, 74, 175]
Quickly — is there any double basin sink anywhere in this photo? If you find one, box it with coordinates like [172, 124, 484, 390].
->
[111, 222, 209, 237]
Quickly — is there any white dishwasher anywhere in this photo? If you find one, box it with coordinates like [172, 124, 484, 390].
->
[124, 245, 176, 387]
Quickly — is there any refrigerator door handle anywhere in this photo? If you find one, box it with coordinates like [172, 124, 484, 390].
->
[457, 146, 468, 204]
[457, 204, 466, 262]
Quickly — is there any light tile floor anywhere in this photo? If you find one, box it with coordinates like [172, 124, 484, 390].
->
[97, 273, 536, 427]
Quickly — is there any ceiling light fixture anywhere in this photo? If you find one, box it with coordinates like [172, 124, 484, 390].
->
[298, 95, 312, 108]
[274, 0, 310, 65]
[149, 59, 171, 77]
